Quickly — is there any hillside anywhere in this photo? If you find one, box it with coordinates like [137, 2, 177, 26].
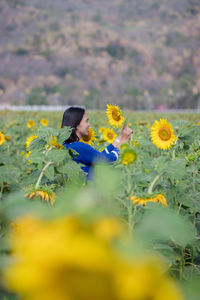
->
[0, 0, 200, 109]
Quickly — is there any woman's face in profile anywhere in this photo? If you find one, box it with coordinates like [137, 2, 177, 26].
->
[76, 113, 90, 138]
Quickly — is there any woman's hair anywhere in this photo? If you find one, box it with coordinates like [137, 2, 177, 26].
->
[61, 106, 85, 144]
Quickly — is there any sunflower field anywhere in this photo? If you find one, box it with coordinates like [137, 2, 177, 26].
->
[0, 108, 200, 300]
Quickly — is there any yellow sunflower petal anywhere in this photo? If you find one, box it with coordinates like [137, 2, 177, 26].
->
[26, 134, 38, 149]
[0, 131, 6, 146]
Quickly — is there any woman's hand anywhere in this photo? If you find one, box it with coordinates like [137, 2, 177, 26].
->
[112, 125, 133, 147]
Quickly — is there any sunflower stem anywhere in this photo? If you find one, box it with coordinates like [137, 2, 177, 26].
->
[128, 204, 137, 234]
[172, 148, 176, 160]
[128, 204, 133, 234]
[178, 248, 184, 280]
[126, 167, 135, 234]
[116, 196, 129, 209]
[35, 161, 54, 189]
[0, 184, 3, 201]
[62, 174, 67, 185]
[45, 145, 53, 154]
[147, 174, 161, 194]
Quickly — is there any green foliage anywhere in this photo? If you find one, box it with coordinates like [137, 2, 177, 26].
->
[27, 126, 86, 187]
[135, 206, 196, 247]
[0, 110, 200, 299]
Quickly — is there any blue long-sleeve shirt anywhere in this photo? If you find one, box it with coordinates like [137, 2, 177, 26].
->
[63, 141, 119, 179]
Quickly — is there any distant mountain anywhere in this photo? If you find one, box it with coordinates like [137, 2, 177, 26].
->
[0, 0, 200, 109]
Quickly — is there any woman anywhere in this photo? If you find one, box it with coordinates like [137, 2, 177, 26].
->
[61, 106, 132, 179]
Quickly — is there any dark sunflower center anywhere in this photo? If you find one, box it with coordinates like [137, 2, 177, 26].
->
[83, 134, 91, 142]
[158, 127, 171, 141]
[107, 133, 113, 139]
[112, 110, 121, 121]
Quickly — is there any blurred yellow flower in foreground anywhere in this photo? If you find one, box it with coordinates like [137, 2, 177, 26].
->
[27, 120, 35, 128]
[131, 193, 167, 207]
[0, 131, 6, 146]
[3, 215, 183, 300]
[40, 118, 48, 127]
[93, 217, 124, 241]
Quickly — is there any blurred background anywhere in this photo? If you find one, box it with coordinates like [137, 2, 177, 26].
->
[0, 0, 200, 110]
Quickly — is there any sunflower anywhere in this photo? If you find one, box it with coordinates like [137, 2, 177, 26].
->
[106, 104, 125, 128]
[27, 120, 35, 128]
[154, 194, 168, 206]
[131, 193, 167, 207]
[26, 134, 38, 149]
[102, 128, 116, 144]
[5, 135, 11, 141]
[98, 127, 106, 134]
[121, 149, 137, 165]
[40, 118, 48, 127]
[94, 217, 123, 241]
[26, 190, 56, 205]
[80, 127, 96, 145]
[151, 119, 177, 150]
[25, 151, 32, 163]
[3, 215, 183, 300]
[133, 139, 140, 147]
[49, 136, 63, 149]
[120, 143, 129, 151]
[0, 131, 6, 146]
